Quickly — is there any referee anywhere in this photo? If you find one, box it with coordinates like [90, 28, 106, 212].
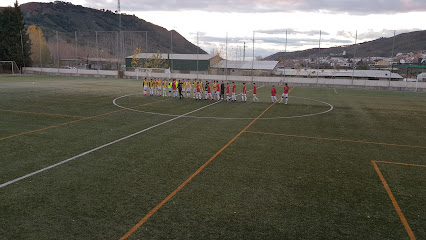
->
[220, 81, 225, 100]
[178, 80, 184, 99]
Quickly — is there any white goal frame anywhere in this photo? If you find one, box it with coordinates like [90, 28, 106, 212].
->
[135, 67, 171, 80]
[0, 61, 20, 74]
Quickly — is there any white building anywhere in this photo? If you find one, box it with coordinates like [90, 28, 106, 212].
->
[275, 68, 403, 81]
[417, 73, 426, 82]
[211, 60, 279, 76]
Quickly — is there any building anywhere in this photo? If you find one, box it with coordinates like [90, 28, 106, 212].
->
[275, 68, 403, 81]
[211, 60, 279, 76]
[417, 73, 426, 82]
[125, 53, 217, 73]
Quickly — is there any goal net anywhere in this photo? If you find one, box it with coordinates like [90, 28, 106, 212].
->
[0, 61, 20, 74]
[135, 68, 171, 79]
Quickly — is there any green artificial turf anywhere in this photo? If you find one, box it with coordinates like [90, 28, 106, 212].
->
[0, 74, 425, 239]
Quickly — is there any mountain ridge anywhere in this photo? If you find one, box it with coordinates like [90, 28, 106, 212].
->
[264, 30, 426, 61]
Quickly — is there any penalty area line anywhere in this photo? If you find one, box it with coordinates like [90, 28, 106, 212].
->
[244, 131, 426, 149]
[371, 160, 416, 240]
[0, 100, 219, 189]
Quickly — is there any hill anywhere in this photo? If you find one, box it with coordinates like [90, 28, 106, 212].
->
[264, 30, 426, 60]
[15, 1, 205, 55]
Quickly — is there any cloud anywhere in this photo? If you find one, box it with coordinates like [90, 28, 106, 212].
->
[86, 0, 426, 14]
[336, 28, 422, 40]
[256, 29, 330, 36]
[197, 34, 352, 55]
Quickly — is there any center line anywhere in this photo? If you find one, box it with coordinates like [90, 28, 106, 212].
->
[120, 101, 277, 239]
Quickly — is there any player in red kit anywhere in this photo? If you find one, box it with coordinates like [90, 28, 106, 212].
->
[241, 83, 247, 102]
[196, 81, 202, 100]
[226, 83, 230, 101]
[215, 82, 221, 101]
[205, 82, 212, 100]
[252, 82, 259, 102]
[172, 80, 177, 98]
[232, 82, 237, 101]
[271, 85, 278, 103]
[279, 83, 290, 104]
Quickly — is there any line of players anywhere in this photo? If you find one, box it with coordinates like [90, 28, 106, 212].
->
[142, 78, 289, 104]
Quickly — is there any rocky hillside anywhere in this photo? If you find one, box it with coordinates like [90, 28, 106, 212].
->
[16, 1, 205, 55]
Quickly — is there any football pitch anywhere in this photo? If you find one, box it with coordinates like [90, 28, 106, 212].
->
[0, 75, 425, 239]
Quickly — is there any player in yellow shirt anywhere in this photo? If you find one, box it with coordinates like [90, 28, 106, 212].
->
[175, 79, 179, 96]
[200, 81, 204, 99]
[162, 79, 168, 97]
[185, 80, 190, 98]
[152, 79, 156, 96]
[212, 81, 217, 100]
[149, 78, 154, 96]
[158, 79, 162, 96]
[143, 78, 148, 95]
[192, 80, 197, 98]
[168, 79, 173, 97]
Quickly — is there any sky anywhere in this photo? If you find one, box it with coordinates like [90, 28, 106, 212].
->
[2, 0, 426, 58]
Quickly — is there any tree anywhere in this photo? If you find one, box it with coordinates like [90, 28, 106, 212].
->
[355, 60, 369, 70]
[27, 25, 53, 66]
[0, 0, 32, 69]
[132, 48, 168, 69]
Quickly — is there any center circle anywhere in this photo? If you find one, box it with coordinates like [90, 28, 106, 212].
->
[113, 94, 334, 120]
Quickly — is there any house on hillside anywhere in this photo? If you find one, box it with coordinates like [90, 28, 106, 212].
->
[125, 53, 217, 74]
[211, 60, 279, 76]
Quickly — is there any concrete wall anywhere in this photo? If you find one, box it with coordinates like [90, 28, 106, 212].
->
[23, 67, 426, 92]
[23, 67, 119, 78]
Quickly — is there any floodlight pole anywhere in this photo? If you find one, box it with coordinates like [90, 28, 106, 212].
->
[317, 30, 321, 87]
[39, 30, 42, 70]
[225, 32, 228, 81]
[283, 30, 287, 84]
[389, 30, 396, 88]
[415, 76, 418, 92]
[118, 0, 122, 72]
[75, 31, 78, 74]
[243, 42, 246, 62]
[351, 30, 357, 85]
[170, 30, 173, 79]
[252, 31, 254, 83]
[96, 31, 99, 73]
[20, 30, 25, 69]
[197, 31, 199, 80]
[56, 31, 59, 71]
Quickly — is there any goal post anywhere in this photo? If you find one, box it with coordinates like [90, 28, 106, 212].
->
[0, 61, 20, 74]
[135, 68, 171, 80]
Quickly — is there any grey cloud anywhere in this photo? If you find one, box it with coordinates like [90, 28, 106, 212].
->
[87, 0, 426, 14]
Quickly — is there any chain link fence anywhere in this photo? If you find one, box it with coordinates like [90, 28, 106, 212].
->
[31, 31, 148, 71]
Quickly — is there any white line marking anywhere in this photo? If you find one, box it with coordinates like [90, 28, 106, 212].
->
[114, 94, 333, 120]
[112, 86, 265, 119]
[0, 101, 221, 189]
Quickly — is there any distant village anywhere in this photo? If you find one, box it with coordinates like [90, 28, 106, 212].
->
[283, 50, 426, 69]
